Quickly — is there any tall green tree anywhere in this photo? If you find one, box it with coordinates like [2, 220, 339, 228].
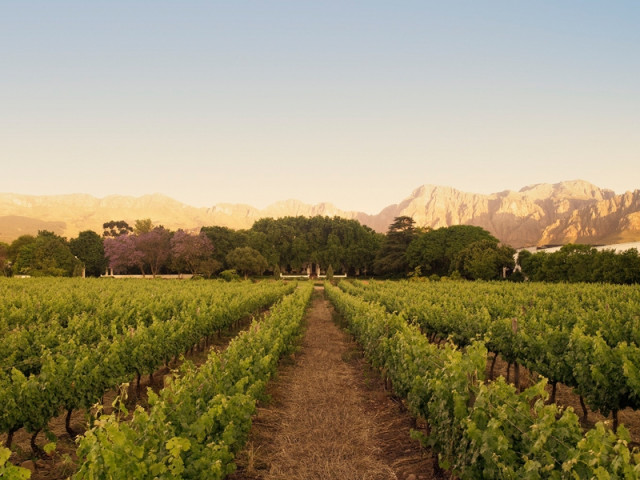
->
[615, 248, 640, 284]
[320, 233, 345, 272]
[246, 230, 279, 269]
[454, 240, 516, 280]
[374, 216, 416, 276]
[8, 235, 36, 263]
[0, 242, 9, 276]
[13, 231, 81, 276]
[134, 218, 154, 235]
[225, 247, 268, 279]
[203, 216, 381, 276]
[561, 244, 597, 282]
[307, 217, 382, 274]
[102, 220, 133, 237]
[201, 226, 246, 268]
[70, 230, 107, 277]
[519, 246, 640, 284]
[407, 225, 500, 276]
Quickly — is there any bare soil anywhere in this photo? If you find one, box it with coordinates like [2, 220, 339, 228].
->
[229, 288, 442, 480]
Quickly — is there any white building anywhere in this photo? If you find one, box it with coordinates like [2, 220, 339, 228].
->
[529, 241, 640, 254]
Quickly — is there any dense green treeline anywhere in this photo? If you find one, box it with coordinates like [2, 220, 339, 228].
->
[202, 216, 382, 276]
[518, 244, 640, 284]
[374, 216, 516, 280]
[2, 215, 639, 283]
[0, 216, 382, 279]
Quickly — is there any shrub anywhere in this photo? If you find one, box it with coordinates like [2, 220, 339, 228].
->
[219, 269, 240, 282]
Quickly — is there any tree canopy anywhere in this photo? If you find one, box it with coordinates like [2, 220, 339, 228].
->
[204, 216, 382, 275]
[104, 226, 173, 277]
[518, 245, 640, 284]
[454, 240, 516, 280]
[170, 230, 216, 276]
[133, 218, 154, 235]
[374, 216, 416, 276]
[225, 247, 268, 279]
[69, 230, 107, 277]
[0, 242, 9, 276]
[12, 231, 82, 277]
[406, 225, 500, 276]
[102, 220, 133, 238]
[6, 214, 636, 284]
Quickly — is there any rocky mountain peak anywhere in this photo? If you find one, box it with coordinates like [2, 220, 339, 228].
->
[0, 182, 638, 247]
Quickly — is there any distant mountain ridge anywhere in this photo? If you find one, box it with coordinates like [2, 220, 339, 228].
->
[1, 180, 639, 248]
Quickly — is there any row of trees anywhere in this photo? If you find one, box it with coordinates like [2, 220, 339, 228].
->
[0, 216, 384, 278]
[104, 227, 217, 277]
[202, 216, 382, 276]
[7, 216, 638, 283]
[518, 244, 640, 284]
[374, 216, 516, 280]
[105, 216, 383, 278]
[0, 216, 516, 280]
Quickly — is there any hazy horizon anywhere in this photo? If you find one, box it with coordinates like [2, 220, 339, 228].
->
[1, 177, 632, 217]
[2, 2, 638, 213]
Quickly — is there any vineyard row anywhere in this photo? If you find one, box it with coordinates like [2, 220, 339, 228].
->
[1, 280, 295, 453]
[72, 283, 313, 479]
[340, 279, 640, 428]
[326, 283, 640, 478]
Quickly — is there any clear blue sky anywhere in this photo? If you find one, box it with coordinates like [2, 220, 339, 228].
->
[1, 1, 639, 213]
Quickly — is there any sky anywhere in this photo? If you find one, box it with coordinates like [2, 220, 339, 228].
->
[1, 1, 639, 214]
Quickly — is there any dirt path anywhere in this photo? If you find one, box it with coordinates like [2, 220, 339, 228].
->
[230, 288, 442, 480]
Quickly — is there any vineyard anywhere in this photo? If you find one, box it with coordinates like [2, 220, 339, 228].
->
[2, 278, 640, 478]
[0, 278, 305, 479]
[327, 280, 640, 477]
[338, 280, 640, 427]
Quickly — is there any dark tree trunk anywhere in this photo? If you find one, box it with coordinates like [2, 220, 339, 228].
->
[65, 408, 76, 437]
[5, 428, 17, 448]
[30, 430, 44, 457]
[549, 382, 557, 404]
[579, 396, 588, 420]
[433, 458, 444, 477]
[489, 353, 498, 380]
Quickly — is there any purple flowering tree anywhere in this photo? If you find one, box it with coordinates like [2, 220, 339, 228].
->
[136, 227, 172, 278]
[104, 235, 145, 275]
[170, 230, 216, 275]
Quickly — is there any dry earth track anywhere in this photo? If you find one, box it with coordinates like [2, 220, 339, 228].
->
[230, 288, 442, 480]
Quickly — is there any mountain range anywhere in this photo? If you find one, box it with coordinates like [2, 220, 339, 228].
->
[1, 180, 639, 248]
